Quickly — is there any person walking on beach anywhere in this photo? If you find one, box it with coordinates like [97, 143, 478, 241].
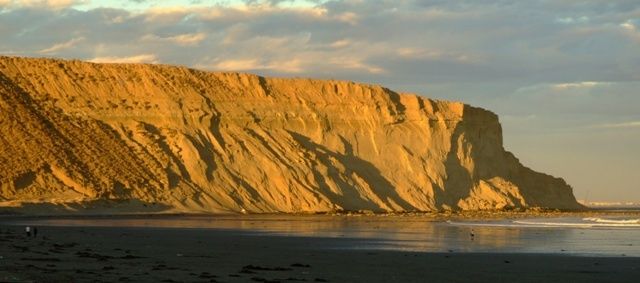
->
[25, 226, 31, 238]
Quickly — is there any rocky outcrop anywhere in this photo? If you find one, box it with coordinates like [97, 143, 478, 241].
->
[0, 56, 581, 213]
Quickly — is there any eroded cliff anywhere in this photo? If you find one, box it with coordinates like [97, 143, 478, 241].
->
[0, 56, 581, 213]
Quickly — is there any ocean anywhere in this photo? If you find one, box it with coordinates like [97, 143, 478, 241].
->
[5, 214, 640, 257]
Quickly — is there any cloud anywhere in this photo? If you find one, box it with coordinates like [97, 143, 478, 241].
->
[552, 81, 610, 90]
[620, 21, 636, 31]
[141, 33, 207, 46]
[619, 20, 640, 43]
[335, 11, 358, 25]
[593, 121, 640, 129]
[167, 33, 206, 45]
[212, 59, 261, 71]
[555, 16, 589, 24]
[514, 81, 612, 95]
[39, 37, 84, 53]
[396, 47, 477, 62]
[328, 57, 385, 74]
[5, 0, 81, 9]
[208, 58, 303, 73]
[143, 2, 329, 22]
[492, 80, 640, 124]
[89, 54, 158, 64]
[142, 6, 193, 22]
[1, 0, 639, 85]
[329, 39, 350, 48]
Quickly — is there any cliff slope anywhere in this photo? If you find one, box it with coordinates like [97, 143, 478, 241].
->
[0, 57, 581, 213]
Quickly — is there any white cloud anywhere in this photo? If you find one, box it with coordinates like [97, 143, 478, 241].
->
[208, 58, 303, 73]
[329, 58, 385, 74]
[141, 33, 206, 46]
[556, 16, 589, 24]
[619, 20, 640, 43]
[396, 47, 477, 62]
[335, 12, 358, 25]
[89, 54, 158, 64]
[39, 37, 84, 54]
[512, 81, 614, 99]
[211, 59, 260, 71]
[552, 81, 609, 90]
[7, 0, 82, 9]
[143, 6, 192, 22]
[145, 4, 329, 22]
[620, 21, 636, 31]
[168, 33, 206, 46]
[329, 39, 351, 48]
[231, 3, 328, 18]
[593, 121, 640, 129]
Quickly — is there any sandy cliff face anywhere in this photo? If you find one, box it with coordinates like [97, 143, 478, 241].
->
[0, 57, 581, 213]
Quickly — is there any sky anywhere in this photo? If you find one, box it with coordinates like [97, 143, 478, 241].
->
[1, 0, 638, 202]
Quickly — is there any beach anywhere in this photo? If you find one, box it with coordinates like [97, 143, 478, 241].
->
[2, 215, 640, 282]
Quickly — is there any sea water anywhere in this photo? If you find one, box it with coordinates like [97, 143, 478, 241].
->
[446, 216, 640, 256]
[5, 214, 640, 257]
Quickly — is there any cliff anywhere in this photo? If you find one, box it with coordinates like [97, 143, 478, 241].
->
[0, 56, 581, 213]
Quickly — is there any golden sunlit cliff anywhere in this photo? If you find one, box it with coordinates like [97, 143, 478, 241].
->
[0, 56, 581, 213]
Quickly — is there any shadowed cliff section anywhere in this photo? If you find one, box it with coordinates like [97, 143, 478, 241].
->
[0, 56, 582, 213]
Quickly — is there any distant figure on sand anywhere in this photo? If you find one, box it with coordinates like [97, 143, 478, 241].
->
[470, 229, 475, 240]
[25, 226, 31, 237]
[33, 227, 38, 238]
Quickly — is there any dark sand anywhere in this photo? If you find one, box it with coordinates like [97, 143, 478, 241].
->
[1, 224, 640, 283]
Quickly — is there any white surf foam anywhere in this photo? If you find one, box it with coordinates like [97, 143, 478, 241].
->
[583, 217, 640, 224]
[513, 217, 640, 228]
[445, 220, 516, 228]
[448, 217, 640, 228]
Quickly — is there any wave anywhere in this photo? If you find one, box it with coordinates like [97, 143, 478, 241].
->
[513, 219, 640, 228]
[583, 217, 640, 224]
[445, 220, 517, 228]
[448, 217, 640, 229]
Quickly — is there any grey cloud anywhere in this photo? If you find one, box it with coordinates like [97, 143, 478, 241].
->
[2, 1, 638, 106]
[4, 1, 637, 85]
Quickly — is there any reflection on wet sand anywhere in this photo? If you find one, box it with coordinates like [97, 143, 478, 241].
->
[6, 214, 640, 256]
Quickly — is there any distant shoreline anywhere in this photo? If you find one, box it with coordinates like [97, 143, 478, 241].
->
[2, 208, 640, 222]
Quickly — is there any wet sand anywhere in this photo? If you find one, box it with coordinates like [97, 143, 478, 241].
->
[1, 224, 640, 283]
